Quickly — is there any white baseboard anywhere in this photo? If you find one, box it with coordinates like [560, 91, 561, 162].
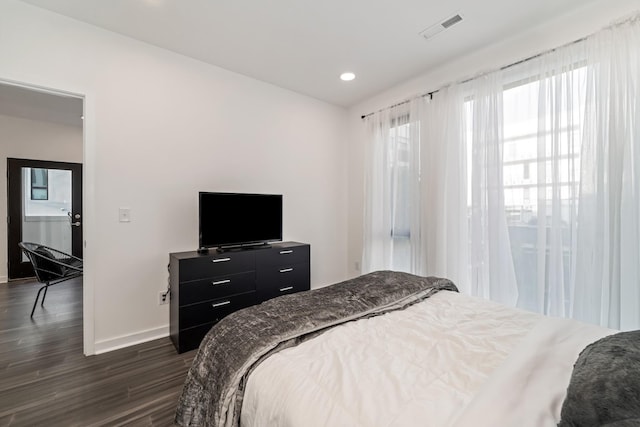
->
[0, 276, 7, 284]
[93, 325, 169, 355]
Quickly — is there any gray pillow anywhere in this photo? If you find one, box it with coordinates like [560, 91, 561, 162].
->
[558, 330, 640, 426]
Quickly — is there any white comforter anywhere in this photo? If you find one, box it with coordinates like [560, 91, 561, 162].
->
[240, 291, 614, 427]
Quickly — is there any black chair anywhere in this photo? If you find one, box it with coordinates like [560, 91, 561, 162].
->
[18, 242, 83, 317]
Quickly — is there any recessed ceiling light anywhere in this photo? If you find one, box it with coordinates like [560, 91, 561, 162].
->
[340, 72, 356, 81]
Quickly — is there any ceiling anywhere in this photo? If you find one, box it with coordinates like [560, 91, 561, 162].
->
[19, 0, 598, 107]
[0, 83, 83, 127]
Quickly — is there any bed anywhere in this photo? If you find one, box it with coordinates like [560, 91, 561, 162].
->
[175, 271, 640, 427]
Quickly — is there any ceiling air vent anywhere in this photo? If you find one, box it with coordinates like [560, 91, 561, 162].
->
[441, 14, 463, 29]
[419, 13, 464, 41]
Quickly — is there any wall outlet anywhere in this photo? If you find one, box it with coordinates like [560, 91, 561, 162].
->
[158, 290, 169, 305]
[354, 261, 360, 272]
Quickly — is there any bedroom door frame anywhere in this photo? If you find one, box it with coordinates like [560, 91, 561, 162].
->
[0, 77, 95, 356]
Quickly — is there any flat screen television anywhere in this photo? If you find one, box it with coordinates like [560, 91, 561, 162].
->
[199, 192, 282, 251]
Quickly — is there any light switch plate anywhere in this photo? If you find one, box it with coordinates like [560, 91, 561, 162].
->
[119, 207, 131, 222]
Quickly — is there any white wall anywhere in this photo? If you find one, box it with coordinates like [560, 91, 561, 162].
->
[0, 113, 83, 283]
[0, 1, 349, 354]
[346, 0, 640, 279]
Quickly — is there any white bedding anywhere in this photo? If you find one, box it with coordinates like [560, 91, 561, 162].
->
[240, 291, 614, 427]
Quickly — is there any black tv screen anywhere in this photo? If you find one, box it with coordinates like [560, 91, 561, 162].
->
[199, 192, 283, 249]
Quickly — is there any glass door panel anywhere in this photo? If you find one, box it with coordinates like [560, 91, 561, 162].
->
[21, 167, 73, 261]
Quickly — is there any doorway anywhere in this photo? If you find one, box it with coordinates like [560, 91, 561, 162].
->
[0, 79, 90, 353]
[7, 158, 83, 279]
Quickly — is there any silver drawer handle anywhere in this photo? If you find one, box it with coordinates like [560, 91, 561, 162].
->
[212, 258, 231, 263]
[211, 279, 231, 286]
[212, 301, 231, 308]
[279, 268, 294, 273]
[279, 286, 294, 292]
[280, 250, 293, 254]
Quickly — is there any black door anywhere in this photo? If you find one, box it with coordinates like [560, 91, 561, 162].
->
[7, 158, 83, 279]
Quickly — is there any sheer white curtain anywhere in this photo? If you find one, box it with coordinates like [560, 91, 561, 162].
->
[467, 18, 640, 329]
[419, 86, 469, 290]
[362, 89, 469, 284]
[362, 99, 424, 273]
[481, 43, 589, 316]
[466, 73, 519, 306]
[362, 14, 640, 330]
[573, 16, 640, 330]
[463, 18, 640, 328]
[531, 49, 586, 318]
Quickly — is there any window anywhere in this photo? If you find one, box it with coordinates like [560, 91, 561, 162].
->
[501, 74, 583, 228]
[31, 168, 49, 200]
[388, 116, 416, 273]
[23, 168, 72, 217]
[466, 66, 586, 313]
[504, 74, 583, 312]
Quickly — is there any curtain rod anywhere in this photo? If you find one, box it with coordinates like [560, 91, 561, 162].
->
[360, 30, 596, 120]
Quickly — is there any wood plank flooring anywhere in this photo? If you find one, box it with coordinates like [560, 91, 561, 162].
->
[0, 278, 195, 426]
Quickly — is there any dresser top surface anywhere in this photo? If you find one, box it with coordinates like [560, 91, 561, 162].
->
[170, 241, 308, 259]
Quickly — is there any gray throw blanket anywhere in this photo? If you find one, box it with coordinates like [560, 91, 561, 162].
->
[175, 270, 457, 427]
[558, 330, 640, 426]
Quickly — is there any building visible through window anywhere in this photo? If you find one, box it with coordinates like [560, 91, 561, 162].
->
[31, 168, 49, 200]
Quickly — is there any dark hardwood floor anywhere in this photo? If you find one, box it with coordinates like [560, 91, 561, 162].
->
[0, 278, 195, 426]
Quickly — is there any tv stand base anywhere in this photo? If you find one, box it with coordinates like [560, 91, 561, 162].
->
[216, 243, 272, 253]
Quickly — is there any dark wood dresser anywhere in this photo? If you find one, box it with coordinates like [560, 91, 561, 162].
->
[169, 242, 310, 353]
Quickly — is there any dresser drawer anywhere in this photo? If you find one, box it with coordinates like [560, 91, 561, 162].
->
[178, 251, 255, 282]
[175, 322, 215, 353]
[257, 244, 310, 268]
[260, 280, 310, 301]
[257, 262, 310, 301]
[179, 291, 257, 329]
[180, 271, 256, 306]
